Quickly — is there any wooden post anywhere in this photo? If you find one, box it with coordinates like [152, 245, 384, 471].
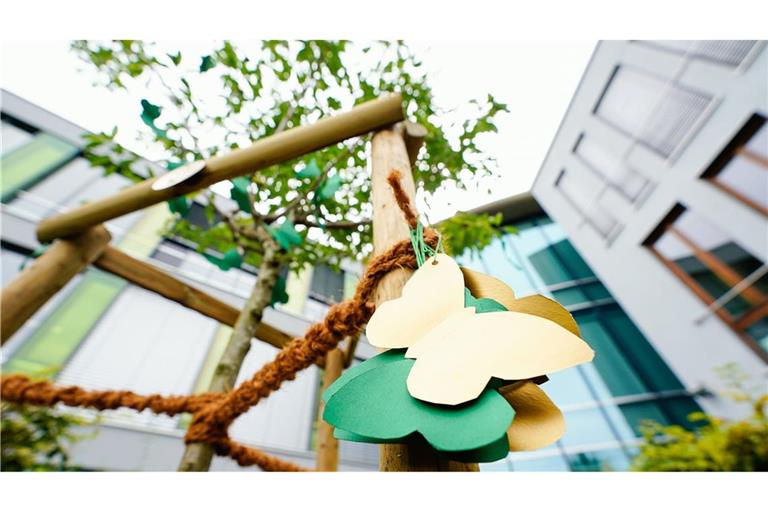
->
[315, 348, 344, 471]
[370, 125, 479, 472]
[1, 225, 111, 344]
[36, 94, 405, 243]
[91, 245, 306, 358]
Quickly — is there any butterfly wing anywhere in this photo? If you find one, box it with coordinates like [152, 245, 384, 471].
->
[406, 310, 594, 405]
[366, 254, 465, 349]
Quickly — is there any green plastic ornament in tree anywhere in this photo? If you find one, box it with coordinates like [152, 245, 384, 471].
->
[266, 219, 304, 251]
[296, 159, 321, 179]
[167, 196, 191, 217]
[204, 248, 243, 271]
[139, 99, 167, 138]
[315, 174, 342, 202]
[199, 55, 215, 72]
[230, 177, 252, 213]
[269, 275, 290, 307]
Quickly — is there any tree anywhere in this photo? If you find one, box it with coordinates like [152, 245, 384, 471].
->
[631, 364, 768, 471]
[71, 40, 511, 471]
[1, 370, 96, 472]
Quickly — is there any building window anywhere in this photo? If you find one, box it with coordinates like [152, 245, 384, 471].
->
[309, 264, 345, 303]
[594, 66, 713, 159]
[573, 133, 652, 203]
[701, 113, 768, 216]
[0, 130, 80, 203]
[646, 205, 768, 360]
[554, 169, 622, 240]
[637, 40, 761, 68]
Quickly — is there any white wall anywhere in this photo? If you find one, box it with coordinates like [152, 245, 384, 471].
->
[533, 41, 768, 418]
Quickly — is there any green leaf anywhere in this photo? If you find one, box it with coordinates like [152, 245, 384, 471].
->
[140, 99, 161, 120]
[230, 177, 251, 212]
[204, 248, 242, 271]
[464, 288, 507, 313]
[168, 52, 182, 65]
[315, 174, 342, 202]
[139, 99, 166, 138]
[167, 196, 190, 217]
[266, 219, 304, 250]
[269, 275, 290, 306]
[323, 351, 514, 457]
[199, 55, 215, 72]
[296, 158, 321, 179]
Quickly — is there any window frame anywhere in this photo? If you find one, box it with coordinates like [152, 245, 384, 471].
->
[645, 204, 768, 362]
[700, 113, 768, 217]
[592, 65, 716, 162]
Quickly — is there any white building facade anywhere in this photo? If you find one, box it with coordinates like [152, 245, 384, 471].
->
[1, 89, 378, 471]
[533, 40, 768, 418]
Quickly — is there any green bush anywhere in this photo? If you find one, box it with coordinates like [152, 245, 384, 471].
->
[631, 364, 768, 472]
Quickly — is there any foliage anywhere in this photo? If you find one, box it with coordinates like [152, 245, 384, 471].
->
[70, 40, 511, 276]
[439, 211, 517, 257]
[631, 364, 768, 471]
[1, 402, 95, 471]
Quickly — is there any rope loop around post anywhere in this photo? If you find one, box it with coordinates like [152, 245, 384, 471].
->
[0, 171, 436, 472]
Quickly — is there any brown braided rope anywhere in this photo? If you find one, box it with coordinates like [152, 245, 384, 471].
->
[0, 171, 434, 472]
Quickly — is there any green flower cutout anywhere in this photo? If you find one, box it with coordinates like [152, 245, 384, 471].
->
[322, 350, 514, 455]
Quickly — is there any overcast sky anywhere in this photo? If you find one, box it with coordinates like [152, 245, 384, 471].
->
[0, 41, 595, 220]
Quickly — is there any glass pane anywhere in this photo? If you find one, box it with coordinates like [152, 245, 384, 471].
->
[583, 281, 612, 301]
[744, 315, 768, 355]
[746, 122, 768, 158]
[0, 133, 79, 202]
[560, 408, 619, 447]
[575, 134, 650, 201]
[528, 245, 571, 286]
[617, 402, 668, 436]
[552, 286, 588, 306]
[310, 264, 344, 303]
[595, 67, 712, 158]
[1, 121, 34, 155]
[569, 449, 631, 472]
[541, 367, 595, 406]
[654, 229, 751, 315]
[713, 154, 768, 212]
[575, 313, 648, 396]
[556, 169, 620, 237]
[3, 270, 124, 376]
[511, 455, 570, 472]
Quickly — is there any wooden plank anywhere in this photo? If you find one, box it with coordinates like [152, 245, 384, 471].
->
[1, 225, 111, 344]
[370, 127, 478, 472]
[91, 245, 308, 360]
[36, 94, 405, 243]
[315, 348, 344, 471]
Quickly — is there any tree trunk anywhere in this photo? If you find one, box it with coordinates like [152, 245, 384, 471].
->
[177, 226, 282, 471]
[371, 127, 478, 472]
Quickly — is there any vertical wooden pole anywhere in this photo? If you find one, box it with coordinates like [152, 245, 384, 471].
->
[370, 126, 478, 472]
[1, 225, 111, 344]
[315, 348, 344, 471]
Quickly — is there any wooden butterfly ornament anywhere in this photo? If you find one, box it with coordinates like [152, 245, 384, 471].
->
[322, 251, 595, 460]
[367, 254, 595, 406]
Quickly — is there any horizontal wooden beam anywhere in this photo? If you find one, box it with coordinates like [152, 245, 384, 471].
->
[1, 225, 111, 344]
[92, 245, 318, 363]
[36, 94, 405, 243]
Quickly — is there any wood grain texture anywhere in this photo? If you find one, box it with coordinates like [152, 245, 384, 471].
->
[37, 94, 405, 243]
[370, 127, 478, 472]
[315, 348, 344, 471]
[1, 225, 111, 344]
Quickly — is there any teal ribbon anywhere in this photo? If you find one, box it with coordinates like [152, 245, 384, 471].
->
[408, 222, 443, 267]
